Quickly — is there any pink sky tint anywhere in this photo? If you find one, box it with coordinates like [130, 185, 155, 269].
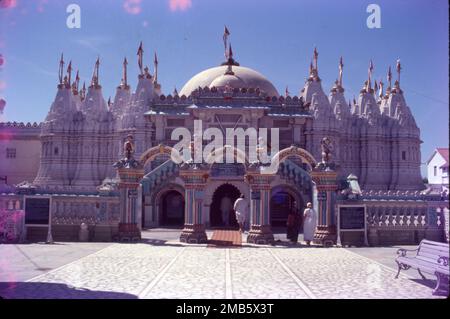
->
[169, 0, 192, 12]
[0, 80, 6, 91]
[123, 0, 142, 15]
[0, 54, 4, 66]
[0, 0, 17, 9]
[142, 20, 149, 28]
[37, 0, 49, 13]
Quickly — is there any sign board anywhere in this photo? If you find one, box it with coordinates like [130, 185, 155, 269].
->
[339, 206, 365, 230]
[337, 205, 368, 246]
[210, 163, 245, 178]
[24, 197, 50, 225]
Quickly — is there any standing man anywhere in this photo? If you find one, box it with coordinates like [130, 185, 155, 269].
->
[234, 195, 249, 233]
[286, 201, 301, 244]
[303, 202, 317, 246]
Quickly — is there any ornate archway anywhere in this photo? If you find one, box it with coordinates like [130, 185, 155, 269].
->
[205, 144, 248, 165]
[270, 185, 304, 227]
[140, 144, 182, 166]
[271, 146, 317, 171]
[210, 183, 242, 228]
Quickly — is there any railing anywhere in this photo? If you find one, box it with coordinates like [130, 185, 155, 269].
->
[51, 195, 120, 226]
[364, 201, 448, 229]
[0, 210, 25, 242]
[141, 159, 179, 195]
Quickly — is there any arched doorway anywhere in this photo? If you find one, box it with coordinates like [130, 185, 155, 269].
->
[210, 184, 241, 228]
[270, 186, 304, 228]
[160, 190, 184, 226]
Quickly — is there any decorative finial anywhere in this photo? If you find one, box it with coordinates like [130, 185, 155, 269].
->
[72, 70, 79, 94]
[66, 60, 73, 89]
[313, 47, 318, 71]
[137, 41, 144, 76]
[224, 43, 235, 75]
[285, 86, 290, 97]
[75, 70, 80, 90]
[387, 66, 392, 89]
[58, 53, 65, 85]
[378, 79, 384, 99]
[144, 66, 151, 79]
[223, 25, 230, 60]
[80, 82, 86, 101]
[153, 52, 158, 84]
[123, 57, 128, 88]
[107, 97, 112, 108]
[396, 59, 401, 86]
[367, 60, 374, 92]
[173, 86, 178, 96]
[91, 57, 100, 88]
[338, 56, 344, 87]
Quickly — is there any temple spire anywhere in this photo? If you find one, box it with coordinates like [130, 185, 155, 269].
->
[58, 53, 65, 86]
[173, 86, 178, 96]
[153, 52, 158, 84]
[338, 56, 344, 87]
[285, 86, 290, 97]
[137, 41, 144, 76]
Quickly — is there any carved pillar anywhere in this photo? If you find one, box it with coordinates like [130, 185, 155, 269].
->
[245, 170, 275, 245]
[114, 146, 144, 242]
[311, 170, 338, 246]
[179, 168, 208, 244]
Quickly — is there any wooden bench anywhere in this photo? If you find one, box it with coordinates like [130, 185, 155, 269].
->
[395, 239, 449, 296]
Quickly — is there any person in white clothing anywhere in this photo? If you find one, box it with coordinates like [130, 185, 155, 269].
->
[303, 202, 317, 246]
[234, 195, 249, 233]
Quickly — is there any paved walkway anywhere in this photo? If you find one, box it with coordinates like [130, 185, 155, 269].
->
[0, 229, 446, 299]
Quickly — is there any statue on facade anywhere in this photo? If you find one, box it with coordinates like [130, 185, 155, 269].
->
[124, 135, 135, 160]
[321, 137, 333, 164]
[114, 134, 142, 170]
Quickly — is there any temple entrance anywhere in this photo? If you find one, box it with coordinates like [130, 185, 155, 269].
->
[210, 183, 241, 228]
[270, 186, 304, 228]
[160, 190, 184, 226]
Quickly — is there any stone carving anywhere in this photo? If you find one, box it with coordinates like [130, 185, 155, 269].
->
[320, 137, 333, 164]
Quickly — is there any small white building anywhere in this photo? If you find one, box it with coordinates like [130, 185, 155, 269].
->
[427, 148, 449, 193]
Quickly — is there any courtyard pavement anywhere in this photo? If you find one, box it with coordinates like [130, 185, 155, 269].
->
[0, 228, 446, 299]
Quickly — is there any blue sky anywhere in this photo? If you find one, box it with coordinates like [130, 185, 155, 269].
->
[0, 0, 448, 176]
